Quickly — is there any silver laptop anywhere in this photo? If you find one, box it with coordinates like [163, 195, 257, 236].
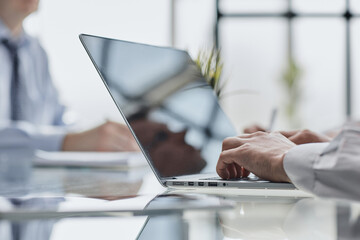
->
[79, 34, 295, 190]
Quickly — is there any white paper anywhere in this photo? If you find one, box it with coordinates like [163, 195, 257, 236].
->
[34, 150, 147, 169]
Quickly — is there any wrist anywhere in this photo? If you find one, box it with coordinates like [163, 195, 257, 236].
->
[62, 133, 83, 151]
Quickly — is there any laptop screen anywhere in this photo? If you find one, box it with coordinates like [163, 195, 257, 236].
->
[80, 34, 236, 179]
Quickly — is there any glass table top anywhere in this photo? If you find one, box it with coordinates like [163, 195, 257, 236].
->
[0, 155, 359, 240]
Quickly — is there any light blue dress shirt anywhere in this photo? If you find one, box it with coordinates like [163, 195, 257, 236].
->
[0, 19, 67, 151]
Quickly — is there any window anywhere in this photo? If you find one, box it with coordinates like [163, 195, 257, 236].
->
[213, 0, 359, 131]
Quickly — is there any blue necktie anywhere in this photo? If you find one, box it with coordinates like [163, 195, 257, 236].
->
[2, 39, 21, 120]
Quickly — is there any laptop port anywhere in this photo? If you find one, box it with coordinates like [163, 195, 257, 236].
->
[198, 182, 204, 186]
[188, 182, 194, 186]
[208, 182, 218, 187]
[173, 182, 185, 186]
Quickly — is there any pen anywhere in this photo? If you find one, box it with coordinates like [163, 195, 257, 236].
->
[267, 108, 277, 132]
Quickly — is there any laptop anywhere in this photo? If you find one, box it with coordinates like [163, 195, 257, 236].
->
[79, 34, 295, 190]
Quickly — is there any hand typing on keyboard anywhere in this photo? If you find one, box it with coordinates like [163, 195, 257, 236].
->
[216, 131, 294, 183]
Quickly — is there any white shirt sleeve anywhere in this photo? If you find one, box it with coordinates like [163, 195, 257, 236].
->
[283, 125, 360, 201]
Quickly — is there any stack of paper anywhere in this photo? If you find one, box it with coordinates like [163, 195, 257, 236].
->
[34, 150, 147, 169]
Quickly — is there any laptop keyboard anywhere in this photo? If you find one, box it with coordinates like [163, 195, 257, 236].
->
[200, 176, 260, 181]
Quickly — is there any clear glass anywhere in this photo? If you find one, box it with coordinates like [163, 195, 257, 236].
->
[218, 18, 289, 130]
[293, 18, 345, 131]
[1, 159, 360, 240]
[219, 0, 287, 14]
[292, 0, 346, 13]
[4, 196, 360, 240]
[352, 19, 360, 119]
[351, 0, 360, 13]
[174, 0, 216, 54]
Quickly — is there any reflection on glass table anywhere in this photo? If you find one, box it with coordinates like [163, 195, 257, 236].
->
[0, 193, 233, 221]
[1, 159, 360, 240]
[138, 196, 360, 240]
[0, 193, 232, 240]
[0, 145, 156, 239]
[0, 166, 148, 199]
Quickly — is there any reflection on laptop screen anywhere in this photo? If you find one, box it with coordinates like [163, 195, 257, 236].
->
[80, 34, 236, 178]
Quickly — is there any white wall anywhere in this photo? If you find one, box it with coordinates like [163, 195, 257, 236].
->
[25, 0, 170, 129]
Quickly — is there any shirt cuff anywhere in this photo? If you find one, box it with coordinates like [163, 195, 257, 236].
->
[31, 132, 66, 151]
[283, 143, 328, 193]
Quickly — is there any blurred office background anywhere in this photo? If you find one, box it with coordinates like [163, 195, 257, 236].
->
[24, 0, 360, 133]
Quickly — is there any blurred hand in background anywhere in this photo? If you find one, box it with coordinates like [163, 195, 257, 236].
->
[62, 121, 139, 152]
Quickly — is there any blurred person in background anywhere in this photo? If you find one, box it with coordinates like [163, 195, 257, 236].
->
[0, 0, 137, 152]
